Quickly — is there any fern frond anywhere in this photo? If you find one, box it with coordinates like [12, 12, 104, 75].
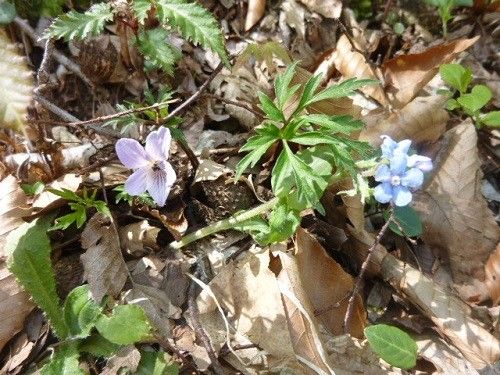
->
[44, 3, 114, 41]
[0, 31, 33, 132]
[131, 0, 153, 24]
[136, 28, 181, 75]
[157, 0, 229, 66]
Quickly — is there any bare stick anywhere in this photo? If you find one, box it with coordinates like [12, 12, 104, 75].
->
[14, 17, 95, 88]
[187, 267, 225, 375]
[203, 93, 264, 119]
[164, 62, 225, 122]
[344, 211, 394, 334]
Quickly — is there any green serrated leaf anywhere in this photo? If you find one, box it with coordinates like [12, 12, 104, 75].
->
[295, 72, 323, 114]
[137, 28, 181, 75]
[157, 0, 229, 66]
[457, 84, 492, 113]
[481, 111, 500, 127]
[266, 200, 301, 243]
[79, 333, 122, 358]
[64, 285, 103, 338]
[48, 188, 80, 201]
[40, 342, 84, 375]
[300, 114, 364, 134]
[132, 0, 152, 24]
[385, 206, 422, 237]
[364, 324, 418, 370]
[96, 305, 152, 345]
[274, 62, 300, 109]
[136, 350, 179, 375]
[6, 216, 68, 338]
[44, 3, 114, 41]
[439, 63, 472, 93]
[306, 78, 378, 106]
[0, 1, 16, 24]
[235, 123, 280, 179]
[258, 91, 284, 122]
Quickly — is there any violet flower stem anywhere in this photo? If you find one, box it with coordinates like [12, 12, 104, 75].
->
[344, 210, 394, 334]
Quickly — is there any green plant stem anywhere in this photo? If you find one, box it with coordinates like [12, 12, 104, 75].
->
[168, 197, 279, 250]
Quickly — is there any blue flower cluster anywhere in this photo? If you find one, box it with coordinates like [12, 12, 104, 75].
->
[373, 136, 433, 207]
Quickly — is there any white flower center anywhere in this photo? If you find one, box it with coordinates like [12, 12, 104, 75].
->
[391, 175, 401, 186]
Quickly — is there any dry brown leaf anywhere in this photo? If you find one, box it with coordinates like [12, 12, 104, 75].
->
[330, 35, 389, 107]
[118, 220, 160, 255]
[276, 251, 337, 374]
[295, 228, 366, 338]
[32, 174, 82, 209]
[196, 247, 306, 372]
[245, 0, 266, 31]
[413, 121, 499, 302]
[100, 346, 141, 375]
[298, 0, 341, 18]
[415, 335, 479, 375]
[485, 243, 500, 305]
[360, 95, 448, 147]
[0, 176, 34, 351]
[381, 253, 500, 368]
[382, 37, 479, 108]
[80, 213, 128, 302]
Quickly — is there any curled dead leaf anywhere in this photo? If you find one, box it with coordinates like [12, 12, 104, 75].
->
[245, 0, 266, 31]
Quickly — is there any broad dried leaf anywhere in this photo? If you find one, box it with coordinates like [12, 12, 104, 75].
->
[295, 228, 366, 338]
[360, 95, 448, 147]
[381, 253, 500, 368]
[100, 346, 141, 375]
[0, 30, 33, 132]
[33, 174, 82, 209]
[413, 121, 499, 301]
[298, 0, 341, 18]
[485, 243, 500, 305]
[118, 221, 160, 255]
[245, 0, 266, 31]
[80, 213, 128, 302]
[330, 35, 388, 107]
[276, 251, 338, 374]
[0, 176, 33, 351]
[383, 37, 479, 108]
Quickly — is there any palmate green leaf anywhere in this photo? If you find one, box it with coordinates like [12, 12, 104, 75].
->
[136, 28, 181, 75]
[300, 114, 364, 134]
[44, 3, 114, 41]
[457, 84, 492, 113]
[305, 78, 378, 106]
[136, 350, 179, 375]
[364, 324, 418, 370]
[439, 63, 472, 94]
[132, 0, 153, 24]
[481, 111, 500, 127]
[274, 61, 300, 110]
[272, 142, 328, 207]
[96, 305, 152, 345]
[6, 216, 68, 338]
[157, 0, 229, 66]
[40, 342, 84, 375]
[64, 285, 103, 338]
[235, 123, 280, 179]
[258, 91, 284, 122]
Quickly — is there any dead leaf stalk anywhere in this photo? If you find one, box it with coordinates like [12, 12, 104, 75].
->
[344, 210, 394, 334]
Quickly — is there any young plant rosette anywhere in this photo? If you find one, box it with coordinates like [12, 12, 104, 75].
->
[115, 127, 176, 207]
[373, 136, 433, 207]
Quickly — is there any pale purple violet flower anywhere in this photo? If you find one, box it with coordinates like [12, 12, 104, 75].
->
[115, 127, 176, 207]
[374, 135, 432, 207]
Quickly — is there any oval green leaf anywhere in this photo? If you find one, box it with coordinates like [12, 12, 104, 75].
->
[364, 324, 418, 369]
[385, 206, 422, 237]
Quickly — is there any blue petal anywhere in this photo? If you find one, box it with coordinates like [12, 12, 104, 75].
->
[374, 182, 393, 203]
[394, 139, 411, 155]
[380, 135, 397, 158]
[407, 154, 433, 172]
[401, 168, 423, 189]
[393, 186, 412, 206]
[125, 167, 148, 195]
[375, 164, 391, 182]
[389, 153, 408, 175]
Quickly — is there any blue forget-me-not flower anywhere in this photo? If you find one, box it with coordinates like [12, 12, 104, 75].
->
[115, 127, 176, 207]
[373, 135, 433, 207]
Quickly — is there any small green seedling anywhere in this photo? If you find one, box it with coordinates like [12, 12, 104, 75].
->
[49, 187, 110, 230]
[425, 0, 473, 36]
[440, 63, 499, 128]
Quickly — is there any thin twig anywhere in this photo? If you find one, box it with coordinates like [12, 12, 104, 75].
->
[164, 62, 225, 122]
[99, 169, 108, 205]
[203, 93, 264, 119]
[37, 38, 53, 86]
[14, 17, 95, 88]
[188, 267, 225, 375]
[344, 210, 394, 334]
